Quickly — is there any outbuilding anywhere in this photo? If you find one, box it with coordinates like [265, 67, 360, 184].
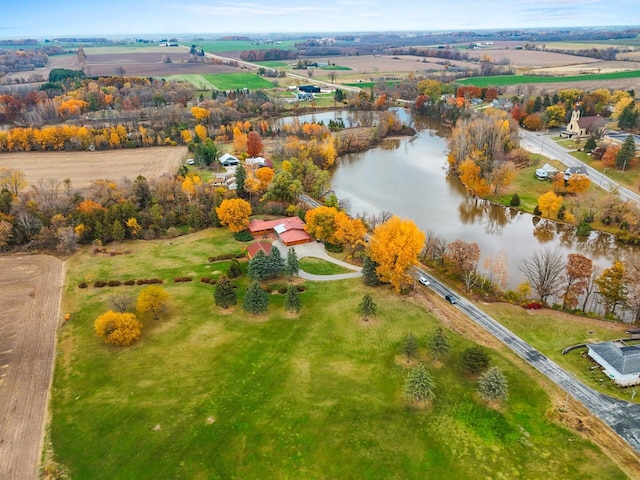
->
[587, 341, 640, 386]
[219, 153, 240, 167]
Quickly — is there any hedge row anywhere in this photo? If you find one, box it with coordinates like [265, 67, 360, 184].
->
[79, 278, 164, 288]
[208, 252, 246, 262]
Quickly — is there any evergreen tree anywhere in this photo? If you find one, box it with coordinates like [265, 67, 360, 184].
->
[403, 363, 436, 402]
[248, 250, 270, 281]
[584, 135, 597, 153]
[461, 346, 490, 375]
[357, 293, 377, 321]
[362, 255, 382, 286]
[111, 220, 125, 242]
[226, 258, 242, 279]
[616, 134, 636, 170]
[214, 274, 237, 309]
[235, 162, 247, 199]
[284, 285, 301, 313]
[429, 326, 450, 359]
[285, 247, 299, 278]
[509, 193, 521, 207]
[618, 103, 639, 130]
[243, 280, 268, 314]
[268, 246, 285, 278]
[477, 366, 508, 401]
[402, 333, 418, 362]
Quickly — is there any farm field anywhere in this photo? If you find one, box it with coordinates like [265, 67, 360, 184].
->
[0, 146, 187, 189]
[0, 255, 64, 480]
[202, 73, 274, 90]
[162, 74, 217, 90]
[189, 40, 298, 53]
[466, 48, 601, 68]
[46, 228, 631, 479]
[458, 69, 640, 87]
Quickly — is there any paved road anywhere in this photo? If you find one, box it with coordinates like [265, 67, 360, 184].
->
[416, 268, 640, 453]
[519, 130, 640, 204]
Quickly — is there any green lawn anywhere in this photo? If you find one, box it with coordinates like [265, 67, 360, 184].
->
[457, 69, 640, 87]
[345, 81, 401, 88]
[49, 229, 627, 479]
[163, 74, 217, 90]
[186, 40, 298, 53]
[299, 257, 354, 275]
[202, 73, 274, 90]
[322, 65, 352, 71]
[254, 61, 289, 68]
[481, 303, 639, 403]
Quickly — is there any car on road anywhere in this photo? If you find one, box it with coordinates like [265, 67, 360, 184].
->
[418, 276, 430, 286]
[445, 294, 458, 304]
[186, 158, 195, 165]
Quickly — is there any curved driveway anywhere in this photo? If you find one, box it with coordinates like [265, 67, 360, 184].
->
[418, 268, 640, 453]
[273, 240, 362, 281]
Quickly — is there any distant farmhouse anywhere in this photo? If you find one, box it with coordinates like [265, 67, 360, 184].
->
[588, 341, 640, 387]
[561, 110, 606, 138]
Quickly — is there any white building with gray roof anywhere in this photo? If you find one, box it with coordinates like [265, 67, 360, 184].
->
[588, 341, 640, 386]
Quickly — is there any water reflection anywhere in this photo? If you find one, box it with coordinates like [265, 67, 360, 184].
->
[330, 119, 638, 287]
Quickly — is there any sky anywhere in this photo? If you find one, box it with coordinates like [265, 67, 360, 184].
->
[1, 0, 639, 38]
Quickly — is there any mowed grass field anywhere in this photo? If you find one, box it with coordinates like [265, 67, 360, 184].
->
[202, 73, 274, 90]
[49, 228, 628, 479]
[458, 69, 640, 87]
[188, 40, 298, 53]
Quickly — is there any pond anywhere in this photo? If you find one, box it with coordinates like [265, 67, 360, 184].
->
[330, 116, 636, 290]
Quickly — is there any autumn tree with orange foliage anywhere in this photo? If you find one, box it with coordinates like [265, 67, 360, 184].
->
[194, 124, 208, 142]
[538, 191, 563, 218]
[136, 285, 170, 321]
[216, 198, 252, 233]
[368, 216, 426, 293]
[247, 131, 263, 157]
[566, 174, 590, 194]
[191, 106, 209, 123]
[334, 212, 366, 252]
[459, 158, 490, 196]
[94, 310, 142, 346]
[233, 127, 248, 154]
[601, 145, 619, 167]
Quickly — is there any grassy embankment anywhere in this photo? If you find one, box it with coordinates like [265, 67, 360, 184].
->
[49, 227, 627, 479]
[482, 303, 640, 403]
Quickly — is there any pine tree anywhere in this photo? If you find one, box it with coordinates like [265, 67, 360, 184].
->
[111, 220, 125, 242]
[361, 255, 382, 286]
[284, 285, 301, 313]
[616, 134, 636, 170]
[235, 162, 247, 199]
[402, 333, 418, 362]
[584, 135, 597, 153]
[357, 293, 377, 321]
[403, 363, 436, 402]
[248, 250, 270, 281]
[214, 274, 237, 309]
[461, 346, 490, 375]
[243, 280, 268, 314]
[226, 258, 242, 279]
[429, 326, 450, 359]
[477, 366, 508, 401]
[268, 246, 285, 278]
[285, 248, 299, 278]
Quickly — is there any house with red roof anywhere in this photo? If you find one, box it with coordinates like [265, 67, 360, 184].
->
[247, 241, 272, 259]
[248, 217, 313, 246]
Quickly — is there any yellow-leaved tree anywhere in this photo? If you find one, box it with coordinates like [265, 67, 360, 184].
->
[538, 191, 563, 218]
[216, 198, 252, 233]
[94, 310, 142, 346]
[368, 216, 426, 292]
[304, 206, 339, 244]
[136, 286, 170, 321]
[334, 212, 366, 252]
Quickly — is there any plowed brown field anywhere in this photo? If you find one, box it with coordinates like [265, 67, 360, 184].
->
[0, 255, 64, 480]
[0, 146, 187, 189]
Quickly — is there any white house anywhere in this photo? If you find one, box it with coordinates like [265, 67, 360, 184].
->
[587, 341, 640, 386]
[246, 156, 269, 168]
[535, 163, 559, 180]
[219, 153, 239, 167]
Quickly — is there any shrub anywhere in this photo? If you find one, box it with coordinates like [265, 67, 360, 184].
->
[123, 279, 136, 286]
[107, 280, 122, 287]
[509, 193, 521, 207]
[295, 285, 306, 292]
[325, 242, 343, 253]
[523, 301, 544, 310]
[461, 346, 490, 375]
[227, 258, 242, 279]
[208, 252, 245, 262]
[278, 286, 288, 294]
[94, 310, 142, 346]
[94, 280, 107, 288]
[174, 277, 193, 283]
[233, 230, 254, 242]
[576, 221, 592, 236]
[78, 282, 88, 289]
[533, 205, 541, 216]
[200, 277, 215, 284]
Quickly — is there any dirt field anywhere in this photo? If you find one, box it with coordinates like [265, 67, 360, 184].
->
[0, 255, 64, 480]
[0, 146, 187, 189]
[323, 54, 477, 74]
[466, 48, 601, 68]
[531, 60, 640, 75]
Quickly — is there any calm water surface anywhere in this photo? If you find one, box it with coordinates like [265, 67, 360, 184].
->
[330, 119, 634, 287]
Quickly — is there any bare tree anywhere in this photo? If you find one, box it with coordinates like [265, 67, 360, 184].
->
[110, 292, 135, 314]
[328, 70, 337, 83]
[519, 249, 565, 304]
